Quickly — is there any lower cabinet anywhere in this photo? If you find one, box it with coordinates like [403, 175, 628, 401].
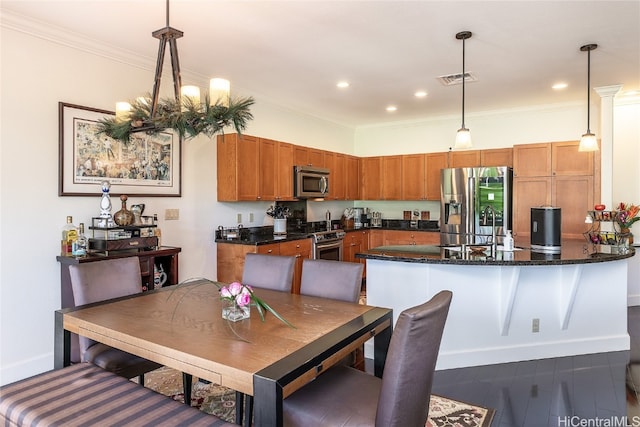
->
[217, 239, 312, 294]
[381, 230, 440, 246]
[343, 230, 369, 277]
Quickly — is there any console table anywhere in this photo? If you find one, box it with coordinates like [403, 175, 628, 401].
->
[56, 246, 181, 362]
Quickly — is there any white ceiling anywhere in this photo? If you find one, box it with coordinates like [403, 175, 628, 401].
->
[2, 0, 639, 127]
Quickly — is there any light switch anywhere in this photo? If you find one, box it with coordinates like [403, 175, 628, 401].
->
[165, 209, 179, 220]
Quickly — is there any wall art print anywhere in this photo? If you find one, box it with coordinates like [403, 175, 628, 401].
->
[58, 102, 181, 197]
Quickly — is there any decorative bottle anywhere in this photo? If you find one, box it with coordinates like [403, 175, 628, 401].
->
[113, 194, 134, 226]
[61, 216, 78, 256]
[503, 230, 514, 251]
[72, 223, 88, 257]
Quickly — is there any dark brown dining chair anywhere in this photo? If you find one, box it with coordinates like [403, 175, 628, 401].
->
[283, 290, 453, 427]
[69, 257, 191, 403]
[299, 258, 363, 302]
[242, 253, 296, 292]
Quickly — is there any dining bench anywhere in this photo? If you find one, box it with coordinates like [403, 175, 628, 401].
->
[0, 363, 237, 426]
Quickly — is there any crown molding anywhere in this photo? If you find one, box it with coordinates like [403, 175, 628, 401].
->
[1, 8, 155, 72]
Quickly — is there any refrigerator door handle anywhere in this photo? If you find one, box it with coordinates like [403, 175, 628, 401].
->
[467, 175, 476, 243]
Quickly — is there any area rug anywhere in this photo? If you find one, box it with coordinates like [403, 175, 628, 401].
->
[139, 366, 494, 426]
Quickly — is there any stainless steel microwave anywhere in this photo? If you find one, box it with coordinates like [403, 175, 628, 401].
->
[294, 165, 329, 198]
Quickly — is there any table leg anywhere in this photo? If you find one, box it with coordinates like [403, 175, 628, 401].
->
[373, 311, 393, 378]
[253, 375, 283, 427]
[54, 310, 71, 369]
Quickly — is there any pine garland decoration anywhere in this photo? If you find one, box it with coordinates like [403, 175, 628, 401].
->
[96, 94, 255, 144]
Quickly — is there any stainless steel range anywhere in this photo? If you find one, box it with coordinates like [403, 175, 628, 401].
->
[311, 229, 346, 261]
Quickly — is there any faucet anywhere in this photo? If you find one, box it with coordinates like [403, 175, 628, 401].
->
[482, 205, 497, 258]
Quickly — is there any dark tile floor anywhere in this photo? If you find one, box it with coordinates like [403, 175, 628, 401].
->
[428, 306, 640, 426]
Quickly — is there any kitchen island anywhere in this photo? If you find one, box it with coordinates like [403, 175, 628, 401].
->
[357, 240, 634, 369]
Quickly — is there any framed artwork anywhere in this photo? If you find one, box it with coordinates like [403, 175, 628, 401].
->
[58, 102, 182, 197]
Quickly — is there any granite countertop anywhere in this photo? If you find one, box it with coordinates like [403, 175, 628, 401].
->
[356, 239, 635, 266]
[215, 219, 440, 245]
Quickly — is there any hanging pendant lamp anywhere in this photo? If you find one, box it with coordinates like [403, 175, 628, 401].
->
[454, 31, 473, 149]
[578, 43, 599, 152]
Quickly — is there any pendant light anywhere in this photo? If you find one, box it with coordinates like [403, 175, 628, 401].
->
[578, 43, 599, 152]
[454, 31, 472, 149]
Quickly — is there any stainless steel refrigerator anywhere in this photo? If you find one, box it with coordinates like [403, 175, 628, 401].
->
[440, 166, 513, 246]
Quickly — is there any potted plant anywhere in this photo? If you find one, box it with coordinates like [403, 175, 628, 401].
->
[266, 205, 291, 235]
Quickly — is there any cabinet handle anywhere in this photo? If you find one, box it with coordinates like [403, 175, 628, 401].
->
[267, 249, 273, 253]
[296, 254, 301, 258]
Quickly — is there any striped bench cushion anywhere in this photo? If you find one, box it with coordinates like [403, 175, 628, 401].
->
[0, 363, 236, 427]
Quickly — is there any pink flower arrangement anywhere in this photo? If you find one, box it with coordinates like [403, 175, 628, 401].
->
[219, 281, 294, 327]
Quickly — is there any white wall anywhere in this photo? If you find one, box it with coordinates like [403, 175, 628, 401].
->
[0, 23, 353, 385]
[2, 16, 638, 385]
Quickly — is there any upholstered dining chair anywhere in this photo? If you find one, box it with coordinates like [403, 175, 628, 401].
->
[68, 257, 191, 402]
[242, 253, 296, 292]
[299, 259, 363, 302]
[282, 290, 453, 427]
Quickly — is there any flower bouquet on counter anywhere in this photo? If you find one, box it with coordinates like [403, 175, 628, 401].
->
[615, 203, 640, 230]
[266, 204, 291, 219]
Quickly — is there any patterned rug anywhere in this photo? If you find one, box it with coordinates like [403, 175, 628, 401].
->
[139, 366, 494, 426]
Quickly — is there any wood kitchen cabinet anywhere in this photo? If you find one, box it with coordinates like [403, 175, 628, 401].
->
[425, 152, 449, 200]
[217, 239, 311, 294]
[402, 153, 426, 200]
[325, 152, 346, 200]
[294, 146, 325, 168]
[275, 141, 295, 201]
[217, 133, 260, 201]
[360, 157, 382, 200]
[382, 155, 403, 200]
[258, 137, 277, 201]
[481, 148, 513, 167]
[368, 229, 384, 249]
[279, 238, 312, 294]
[513, 140, 599, 239]
[345, 155, 360, 200]
[343, 230, 369, 277]
[449, 150, 481, 168]
[382, 230, 440, 246]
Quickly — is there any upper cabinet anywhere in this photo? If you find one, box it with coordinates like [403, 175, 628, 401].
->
[481, 148, 513, 167]
[425, 152, 449, 200]
[218, 134, 295, 201]
[449, 150, 481, 168]
[402, 154, 426, 200]
[345, 155, 360, 200]
[381, 156, 402, 200]
[551, 141, 594, 176]
[217, 134, 259, 201]
[294, 146, 325, 168]
[513, 142, 552, 177]
[361, 157, 382, 200]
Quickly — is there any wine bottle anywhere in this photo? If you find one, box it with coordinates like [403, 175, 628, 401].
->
[61, 216, 78, 256]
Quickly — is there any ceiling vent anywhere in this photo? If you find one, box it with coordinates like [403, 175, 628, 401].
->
[437, 72, 478, 86]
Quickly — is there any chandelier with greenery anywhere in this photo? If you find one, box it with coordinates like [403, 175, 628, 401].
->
[96, 0, 254, 144]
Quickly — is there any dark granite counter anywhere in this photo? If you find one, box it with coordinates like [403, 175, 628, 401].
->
[215, 219, 440, 246]
[356, 239, 634, 266]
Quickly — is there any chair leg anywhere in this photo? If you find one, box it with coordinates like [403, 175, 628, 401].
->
[182, 373, 192, 406]
[138, 374, 144, 386]
[235, 391, 244, 425]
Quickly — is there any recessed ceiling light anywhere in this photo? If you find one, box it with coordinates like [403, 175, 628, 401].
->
[337, 81, 350, 88]
[414, 91, 428, 98]
[386, 106, 397, 112]
[552, 82, 568, 90]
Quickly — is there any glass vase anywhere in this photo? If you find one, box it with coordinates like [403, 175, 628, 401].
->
[222, 302, 250, 322]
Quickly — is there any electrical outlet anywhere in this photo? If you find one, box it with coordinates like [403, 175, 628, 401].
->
[237, 213, 242, 223]
[249, 213, 254, 223]
[165, 208, 179, 220]
[532, 318, 540, 333]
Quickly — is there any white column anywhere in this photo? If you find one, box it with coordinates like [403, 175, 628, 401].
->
[595, 85, 622, 209]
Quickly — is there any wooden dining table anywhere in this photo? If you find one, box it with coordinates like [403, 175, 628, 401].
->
[54, 281, 393, 426]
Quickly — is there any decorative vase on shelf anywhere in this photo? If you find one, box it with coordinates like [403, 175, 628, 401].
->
[222, 302, 250, 322]
[274, 218, 287, 235]
[113, 194, 134, 226]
